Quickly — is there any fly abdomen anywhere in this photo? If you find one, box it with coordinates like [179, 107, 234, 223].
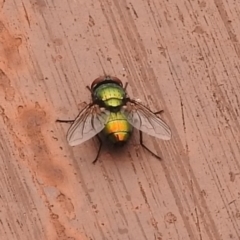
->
[103, 112, 133, 144]
[108, 131, 131, 145]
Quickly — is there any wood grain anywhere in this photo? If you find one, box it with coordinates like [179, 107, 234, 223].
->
[0, 0, 240, 239]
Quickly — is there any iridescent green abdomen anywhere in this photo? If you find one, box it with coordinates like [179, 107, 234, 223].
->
[103, 112, 133, 144]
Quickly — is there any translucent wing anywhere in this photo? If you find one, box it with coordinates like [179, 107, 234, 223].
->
[67, 104, 110, 146]
[121, 100, 171, 140]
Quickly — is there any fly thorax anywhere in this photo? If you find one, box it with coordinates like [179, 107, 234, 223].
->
[104, 98, 123, 108]
[93, 83, 126, 108]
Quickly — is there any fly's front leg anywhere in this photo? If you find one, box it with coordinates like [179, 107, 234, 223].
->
[123, 82, 129, 91]
[139, 131, 161, 160]
[86, 86, 91, 92]
[92, 134, 102, 164]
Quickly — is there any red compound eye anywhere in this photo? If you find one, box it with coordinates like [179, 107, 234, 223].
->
[110, 76, 123, 87]
[91, 76, 123, 89]
[91, 76, 106, 89]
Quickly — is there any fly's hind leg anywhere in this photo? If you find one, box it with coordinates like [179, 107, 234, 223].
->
[154, 110, 164, 115]
[92, 134, 102, 164]
[57, 118, 102, 164]
[138, 109, 165, 160]
[56, 119, 74, 123]
[139, 131, 161, 160]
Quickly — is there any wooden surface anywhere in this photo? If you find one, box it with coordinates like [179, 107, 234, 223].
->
[0, 0, 240, 239]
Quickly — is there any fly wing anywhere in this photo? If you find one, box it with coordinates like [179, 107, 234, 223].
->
[67, 104, 110, 146]
[121, 100, 171, 140]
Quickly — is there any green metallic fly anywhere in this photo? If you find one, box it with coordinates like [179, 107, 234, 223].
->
[57, 76, 171, 163]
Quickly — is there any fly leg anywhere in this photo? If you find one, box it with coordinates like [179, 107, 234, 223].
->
[56, 119, 74, 123]
[56, 119, 102, 164]
[139, 131, 161, 160]
[123, 82, 129, 91]
[86, 86, 91, 92]
[154, 110, 164, 115]
[138, 109, 165, 159]
[92, 134, 102, 164]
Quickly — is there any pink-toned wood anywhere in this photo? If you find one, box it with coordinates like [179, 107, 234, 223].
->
[0, 0, 240, 239]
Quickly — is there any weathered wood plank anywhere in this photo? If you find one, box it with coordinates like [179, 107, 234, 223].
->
[0, 0, 240, 239]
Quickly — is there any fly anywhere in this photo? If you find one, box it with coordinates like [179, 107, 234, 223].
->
[57, 76, 172, 164]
